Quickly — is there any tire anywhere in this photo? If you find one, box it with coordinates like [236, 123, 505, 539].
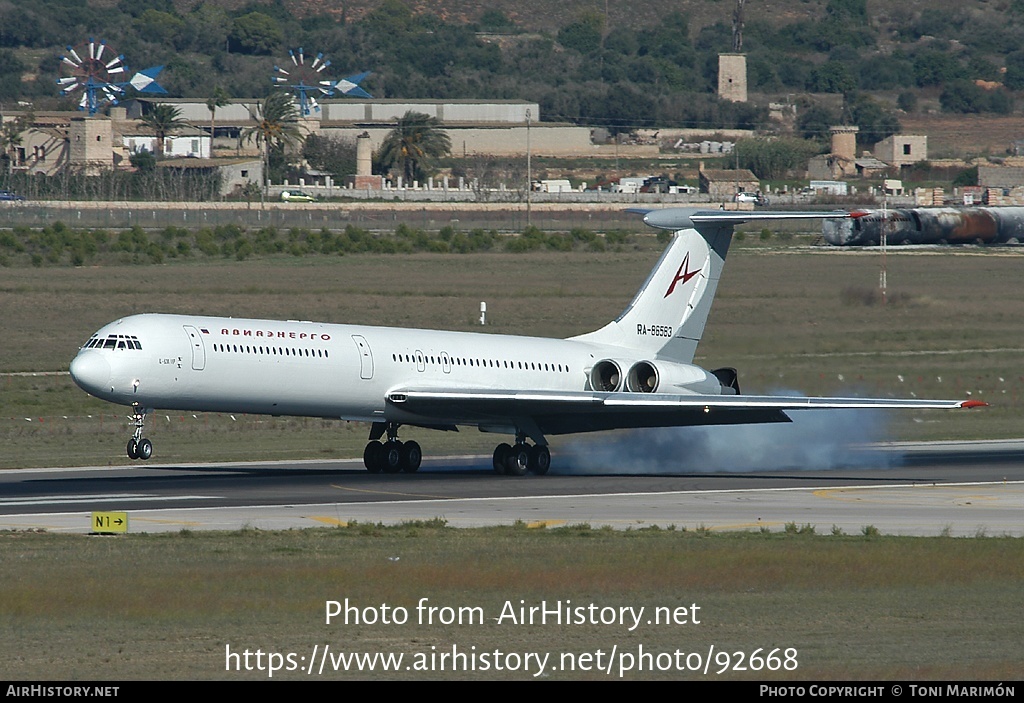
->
[504, 445, 529, 476]
[137, 438, 153, 461]
[401, 441, 422, 473]
[493, 443, 512, 473]
[382, 441, 403, 473]
[363, 441, 383, 473]
[529, 445, 551, 475]
[127, 438, 139, 460]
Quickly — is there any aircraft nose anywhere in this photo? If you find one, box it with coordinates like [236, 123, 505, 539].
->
[69, 353, 111, 395]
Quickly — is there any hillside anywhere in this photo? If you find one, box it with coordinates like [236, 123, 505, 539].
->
[1, 0, 1023, 156]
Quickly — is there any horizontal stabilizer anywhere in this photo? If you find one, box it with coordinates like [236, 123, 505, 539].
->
[635, 208, 850, 231]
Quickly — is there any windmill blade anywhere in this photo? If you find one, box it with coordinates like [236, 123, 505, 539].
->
[95, 41, 106, 63]
[66, 46, 83, 64]
[289, 49, 299, 66]
[311, 52, 324, 70]
[108, 66, 126, 75]
[57, 76, 78, 86]
[315, 59, 331, 73]
[298, 47, 305, 65]
[129, 66, 167, 94]
[61, 55, 80, 69]
[88, 39, 96, 60]
[334, 72, 372, 98]
[105, 55, 125, 70]
[274, 65, 289, 76]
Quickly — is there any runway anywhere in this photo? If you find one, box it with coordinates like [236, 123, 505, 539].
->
[2, 440, 1023, 537]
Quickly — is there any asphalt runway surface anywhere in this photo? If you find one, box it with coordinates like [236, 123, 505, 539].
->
[3, 440, 1023, 536]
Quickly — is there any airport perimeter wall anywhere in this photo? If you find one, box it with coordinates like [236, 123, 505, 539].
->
[0, 201, 653, 233]
[0, 197, 895, 233]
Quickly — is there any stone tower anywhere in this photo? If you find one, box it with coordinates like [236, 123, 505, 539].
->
[830, 125, 859, 162]
[718, 54, 748, 103]
[69, 117, 113, 175]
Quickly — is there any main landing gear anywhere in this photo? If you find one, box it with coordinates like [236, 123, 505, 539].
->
[126, 404, 153, 460]
[492, 433, 550, 476]
[363, 422, 422, 474]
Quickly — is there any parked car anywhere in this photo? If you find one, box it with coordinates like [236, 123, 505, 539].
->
[734, 191, 768, 206]
[280, 190, 316, 202]
[0, 189, 26, 201]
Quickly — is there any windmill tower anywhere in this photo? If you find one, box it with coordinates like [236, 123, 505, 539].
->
[718, 0, 748, 103]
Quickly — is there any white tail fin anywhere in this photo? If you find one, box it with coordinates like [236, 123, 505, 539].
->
[571, 209, 847, 363]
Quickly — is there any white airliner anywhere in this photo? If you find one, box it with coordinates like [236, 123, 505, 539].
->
[69, 208, 983, 475]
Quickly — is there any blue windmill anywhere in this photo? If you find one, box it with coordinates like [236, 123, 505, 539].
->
[57, 38, 167, 115]
[272, 48, 370, 116]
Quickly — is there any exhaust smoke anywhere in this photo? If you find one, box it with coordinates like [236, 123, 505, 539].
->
[560, 406, 895, 474]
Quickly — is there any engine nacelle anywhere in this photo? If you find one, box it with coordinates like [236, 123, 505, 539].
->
[589, 359, 629, 392]
[624, 360, 733, 395]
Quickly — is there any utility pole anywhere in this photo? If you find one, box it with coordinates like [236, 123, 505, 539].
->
[526, 108, 532, 227]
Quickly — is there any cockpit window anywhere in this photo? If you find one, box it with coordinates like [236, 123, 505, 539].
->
[88, 334, 142, 351]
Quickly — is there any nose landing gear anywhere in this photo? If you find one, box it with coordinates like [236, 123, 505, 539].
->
[126, 405, 153, 460]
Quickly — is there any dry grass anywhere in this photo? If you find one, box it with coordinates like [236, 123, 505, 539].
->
[1, 527, 1022, 680]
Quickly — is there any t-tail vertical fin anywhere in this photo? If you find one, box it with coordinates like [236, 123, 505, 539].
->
[570, 209, 848, 364]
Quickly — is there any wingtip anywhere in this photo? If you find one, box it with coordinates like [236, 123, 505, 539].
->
[959, 400, 988, 409]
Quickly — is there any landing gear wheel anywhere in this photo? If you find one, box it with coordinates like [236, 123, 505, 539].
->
[400, 440, 422, 473]
[493, 443, 512, 474]
[127, 438, 139, 460]
[382, 440, 403, 473]
[504, 444, 530, 476]
[136, 438, 153, 461]
[529, 445, 551, 475]
[363, 440, 383, 473]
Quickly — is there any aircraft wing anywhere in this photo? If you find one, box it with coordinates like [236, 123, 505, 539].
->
[386, 389, 982, 437]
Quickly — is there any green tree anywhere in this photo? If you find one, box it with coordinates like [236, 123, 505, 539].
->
[797, 103, 840, 144]
[736, 137, 820, 180]
[846, 94, 901, 144]
[913, 49, 967, 87]
[302, 134, 356, 179]
[0, 113, 31, 174]
[377, 111, 451, 184]
[229, 12, 282, 55]
[808, 60, 857, 93]
[241, 91, 302, 194]
[557, 13, 604, 54]
[205, 86, 230, 148]
[0, 49, 24, 101]
[1004, 50, 1024, 90]
[139, 103, 190, 157]
[940, 80, 987, 113]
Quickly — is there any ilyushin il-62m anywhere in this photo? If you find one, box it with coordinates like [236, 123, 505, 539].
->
[823, 206, 1024, 246]
[69, 209, 983, 475]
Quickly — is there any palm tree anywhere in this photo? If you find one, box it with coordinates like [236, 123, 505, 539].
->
[205, 87, 230, 153]
[241, 91, 302, 194]
[378, 111, 451, 185]
[139, 104, 190, 157]
[0, 113, 32, 175]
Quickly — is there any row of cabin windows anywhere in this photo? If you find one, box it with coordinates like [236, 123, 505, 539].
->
[213, 343, 329, 359]
[83, 335, 142, 350]
[390, 352, 569, 374]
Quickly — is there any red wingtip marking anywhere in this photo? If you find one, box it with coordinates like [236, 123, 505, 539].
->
[960, 400, 988, 409]
[849, 209, 870, 219]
